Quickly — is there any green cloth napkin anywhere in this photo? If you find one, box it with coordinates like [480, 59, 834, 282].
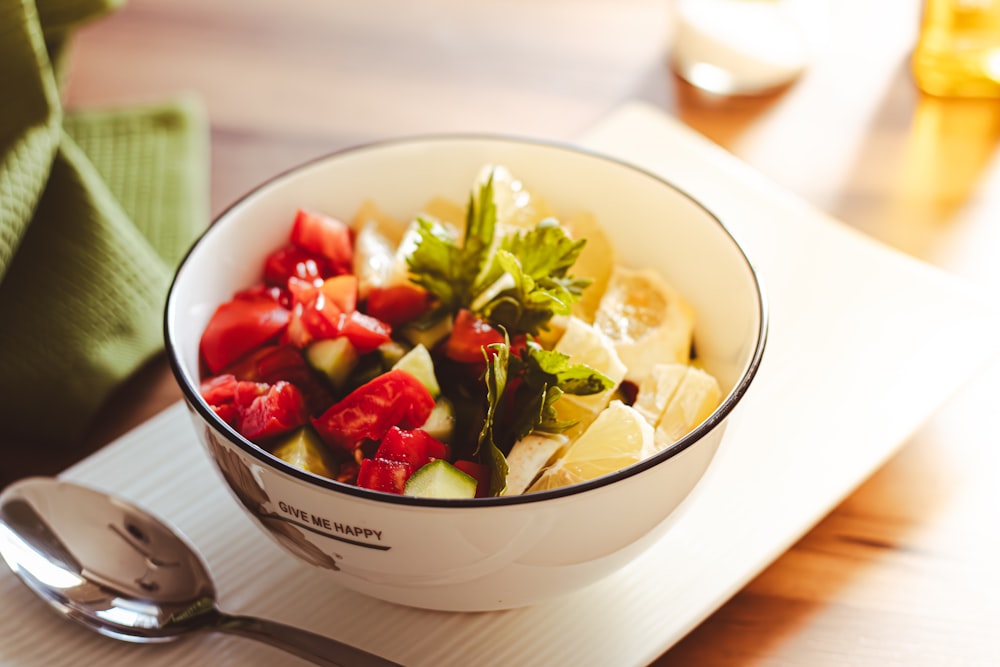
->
[0, 0, 208, 446]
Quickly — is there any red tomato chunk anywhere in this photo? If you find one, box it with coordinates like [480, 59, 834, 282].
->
[365, 284, 432, 326]
[290, 209, 353, 275]
[264, 244, 332, 287]
[311, 370, 435, 454]
[442, 309, 504, 364]
[356, 458, 414, 494]
[353, 427, 454, 494]
[375, 426, 451, 466]
[201, 375, 307, 441]
[283, 275, 391, 352]
[234, 380, 308, 440]
[219, 344, 333, 415]
[200, 297, 291, 374]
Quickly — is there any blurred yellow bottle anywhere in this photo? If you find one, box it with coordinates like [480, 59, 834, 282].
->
[913, 0, 1000, 97]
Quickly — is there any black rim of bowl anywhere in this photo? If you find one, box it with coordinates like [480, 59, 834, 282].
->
[164, 134, 769, 508]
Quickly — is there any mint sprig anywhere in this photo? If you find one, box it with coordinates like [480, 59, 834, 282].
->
[407, 172, 590, 338]
[407, 176, 497, 319]
[478, 335, 613, 495]
[475, 220, 591, 336]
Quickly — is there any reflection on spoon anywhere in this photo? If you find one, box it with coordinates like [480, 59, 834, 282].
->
[0, 477, 400, 667]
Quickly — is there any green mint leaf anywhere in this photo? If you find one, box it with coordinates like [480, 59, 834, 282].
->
[407, 175, 498, 317]
[526, 343, 614, 396]
[477, 339, 510, 496]
[475, 222, 591, 336]
[504, 218, 586, 281]
[405, 217, 464, 314]
[503, 341, 614, 443]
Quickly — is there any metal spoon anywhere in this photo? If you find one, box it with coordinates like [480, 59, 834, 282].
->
[0, 477, 401, 667]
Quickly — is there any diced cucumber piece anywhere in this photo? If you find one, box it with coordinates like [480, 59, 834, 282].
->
[378, 340, 410, 368]
[271, 427, 338, 479]
[400, 315, 452, 350]
[420, 397, 456, 443]
[403, 459, 477, 499]
[305, 337, 359, 391]
[391, 343, 440, 397]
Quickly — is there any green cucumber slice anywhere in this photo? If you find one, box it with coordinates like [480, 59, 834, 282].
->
[377, 340, 410, 368]
[271, 427, 338, 479]
[420, 397, 456, 443]
[391, 343, 440, 397]
[305, 337, 359, 391]
[403, 459, 477, 499]
[399, 315, 452, 350]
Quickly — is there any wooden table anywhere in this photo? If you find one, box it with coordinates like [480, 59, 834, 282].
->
[12, 0, 1000, 663]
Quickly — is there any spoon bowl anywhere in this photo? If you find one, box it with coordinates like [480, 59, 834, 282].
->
[0, 477, 399, 666]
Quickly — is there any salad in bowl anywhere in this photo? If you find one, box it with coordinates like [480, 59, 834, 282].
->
[196, 165, 722, 500]
[165, 136, 765, 611]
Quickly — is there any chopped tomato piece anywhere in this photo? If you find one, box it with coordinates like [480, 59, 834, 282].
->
[221, 344, 332, 415]
[201, 373, 238, 406]
[312, 369, 436, 453]
[286, 276, 320, 304]
[453, 460, 490, 498]
[365, 284, 432, 326]
[375, 427, 451, 466]
[264, 244, 331, 287]
[200, 297, 291, 374]
[290, 209, 353, 274]
[442, 309, 504, 364]
[234, 283, 291, 308]
[200, 374, 241, 427]
[320, 274, 358, 313]
[234, 380, 308, 440]
[337, 310, 392, 353]
[212, 403, 240, 426]
[282, 275, 388, 351]
[356, 458, 414, 494]
[284, 279, 344, 347]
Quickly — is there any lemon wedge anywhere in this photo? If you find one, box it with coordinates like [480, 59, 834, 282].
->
[527, 400, 655, 493]
[562, 211, 615, 323]
[551, 316, 627, 439]
[351, 201, 408, 298]
[503, 433, 569, 495]
[478, 164, 553, 231]
[633, 362, 688, 426]
[554, 316, 627, 402]
[351, 199, 407, 245]
[654, 365, 721, 449]
[593, 266, 696, 384]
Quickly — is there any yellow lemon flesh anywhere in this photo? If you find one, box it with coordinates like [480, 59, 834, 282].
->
[552, 316, 627, 440]
[503, 433, 569, 495]
[527, 400, 655, 493]
[562, 210, 615, 323]
[593, 266, 696, 384]
[633, 362, 722, 450]
[653, 364, 721, 448]
[478, 164, 553, 231]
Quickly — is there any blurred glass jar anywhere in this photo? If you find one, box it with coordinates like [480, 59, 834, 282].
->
[671, 0, 810, 96]
[913, 0, 1000, 98]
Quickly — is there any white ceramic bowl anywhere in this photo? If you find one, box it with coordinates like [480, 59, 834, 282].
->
[165, 136, 767, 612]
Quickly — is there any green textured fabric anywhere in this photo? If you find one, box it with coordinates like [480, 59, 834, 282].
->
[0, 0, 208, 446]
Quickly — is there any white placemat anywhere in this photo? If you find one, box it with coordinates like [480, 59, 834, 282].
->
[4, 102, 1000, 667]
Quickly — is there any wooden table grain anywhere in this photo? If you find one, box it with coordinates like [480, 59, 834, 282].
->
[10, 0, 1000, 664]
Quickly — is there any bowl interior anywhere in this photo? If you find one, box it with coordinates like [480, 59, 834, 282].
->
[166, 136, 764, 489]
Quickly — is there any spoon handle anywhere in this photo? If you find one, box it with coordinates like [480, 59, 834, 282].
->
[215, 613, 403, 667]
